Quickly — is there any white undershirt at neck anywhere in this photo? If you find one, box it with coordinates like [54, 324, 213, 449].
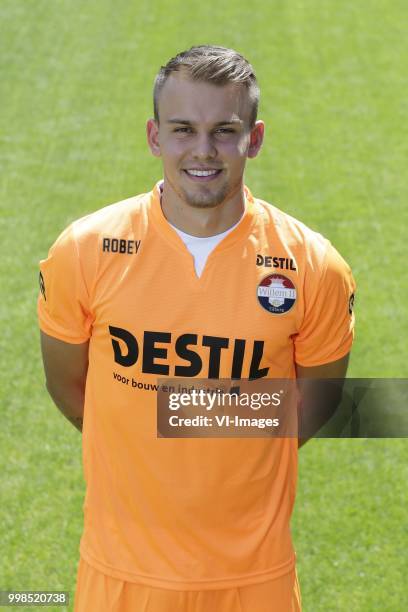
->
[170, 217, 243, 277]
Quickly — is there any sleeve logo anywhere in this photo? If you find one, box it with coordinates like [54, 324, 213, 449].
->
[349, 293, 355, 315]
[39, 271, 46, 301]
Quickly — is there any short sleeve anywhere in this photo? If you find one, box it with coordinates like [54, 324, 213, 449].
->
[294, 242, 356, 367]
[37, 224, 93, 343]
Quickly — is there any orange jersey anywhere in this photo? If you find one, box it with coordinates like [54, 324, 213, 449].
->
[38, 181, 355, 590]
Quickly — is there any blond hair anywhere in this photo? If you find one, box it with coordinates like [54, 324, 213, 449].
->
[153, 45, 260, 128]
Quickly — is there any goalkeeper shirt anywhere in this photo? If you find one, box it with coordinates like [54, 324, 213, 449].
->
[38, 181, 356, 590]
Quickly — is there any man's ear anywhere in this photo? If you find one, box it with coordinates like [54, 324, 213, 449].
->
[247, 120, 265, 159]
[146, 118, 161, 157]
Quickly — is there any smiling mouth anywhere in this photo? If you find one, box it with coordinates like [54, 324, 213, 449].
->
[182, 169, 223, 182]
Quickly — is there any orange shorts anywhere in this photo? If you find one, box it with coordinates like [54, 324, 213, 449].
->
[73, 557, 301, 612]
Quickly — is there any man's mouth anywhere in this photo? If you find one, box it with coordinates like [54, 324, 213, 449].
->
[182, 169, 223, 182]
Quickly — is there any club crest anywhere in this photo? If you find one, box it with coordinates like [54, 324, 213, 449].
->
[257, 274, 296, 314]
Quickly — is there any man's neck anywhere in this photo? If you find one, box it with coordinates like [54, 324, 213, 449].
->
[160, 179, 246, 238]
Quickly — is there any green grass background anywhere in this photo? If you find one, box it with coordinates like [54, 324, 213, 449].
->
[1, 0, 407, 610]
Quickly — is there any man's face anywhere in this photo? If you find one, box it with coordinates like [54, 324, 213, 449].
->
[147, 71, 264, 209]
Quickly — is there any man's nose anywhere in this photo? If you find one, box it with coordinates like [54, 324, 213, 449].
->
[192, 133, 217, 158]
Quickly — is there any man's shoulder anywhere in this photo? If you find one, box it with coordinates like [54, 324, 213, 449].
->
[253, 195, 328, 257]
[252, 195, 353, 279]
[70, 191, 150, 241]
[45, 190, 152, 261]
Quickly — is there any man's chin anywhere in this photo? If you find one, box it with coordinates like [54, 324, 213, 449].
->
[182, 187, 229, 209]
[184, 197, 223, 209]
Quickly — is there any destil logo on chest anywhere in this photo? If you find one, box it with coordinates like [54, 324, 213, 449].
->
[108, 328, 271, 380]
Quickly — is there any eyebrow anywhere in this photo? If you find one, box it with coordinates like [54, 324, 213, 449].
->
[166, 119, 243, 126]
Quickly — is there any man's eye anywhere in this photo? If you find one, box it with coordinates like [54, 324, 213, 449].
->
[173, 127, 234, 134]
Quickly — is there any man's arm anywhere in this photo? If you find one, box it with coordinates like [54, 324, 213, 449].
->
[295, 353, 350, 448]
[40, 331, 89, 433]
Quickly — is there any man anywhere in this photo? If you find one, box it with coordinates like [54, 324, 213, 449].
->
[38, 45, 355, 611]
